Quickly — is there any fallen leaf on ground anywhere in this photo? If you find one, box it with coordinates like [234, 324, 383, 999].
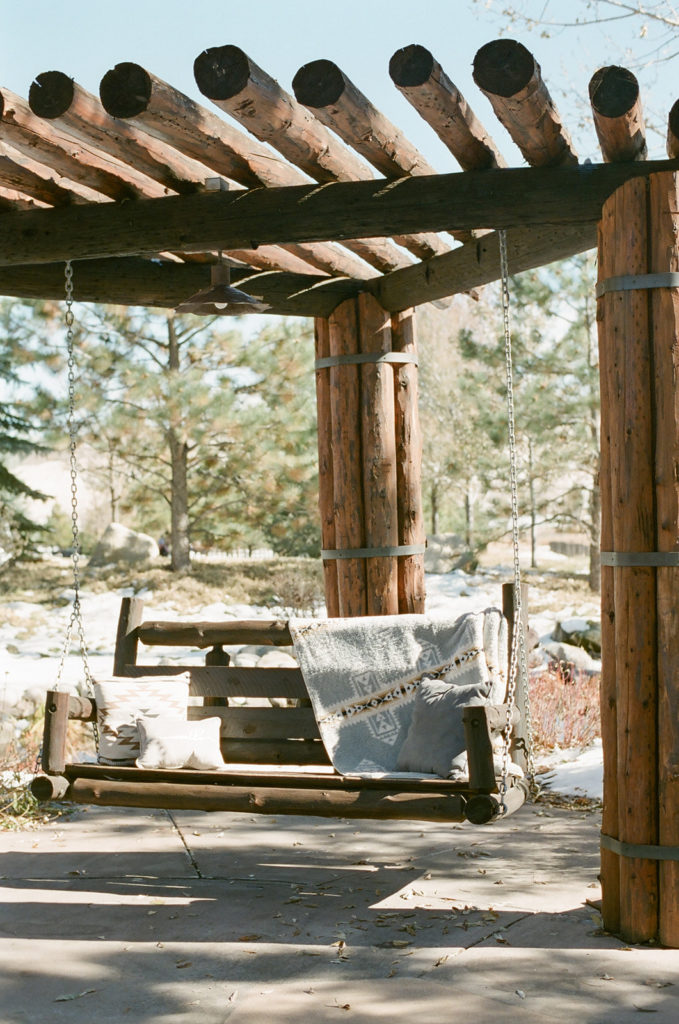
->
[54, 989, 97, 1002]
[238, 935, 262, 942]
[175, 960, 193, 969]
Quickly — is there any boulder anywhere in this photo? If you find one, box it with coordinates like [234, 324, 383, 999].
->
[424, 534, 474, 574]
[553, 617, 602, 657]
[88, 522, 159, 567]
[543, 640, 601, 677]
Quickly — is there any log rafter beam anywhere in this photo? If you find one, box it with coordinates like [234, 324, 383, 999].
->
[0, 160, 677, 270]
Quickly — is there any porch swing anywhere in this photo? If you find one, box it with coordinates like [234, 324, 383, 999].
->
[31, 235, 537, 826]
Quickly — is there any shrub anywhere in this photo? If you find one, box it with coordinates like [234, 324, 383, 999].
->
[527, 667, 601, 752]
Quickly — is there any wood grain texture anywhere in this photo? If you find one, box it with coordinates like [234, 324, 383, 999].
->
[589, 66, 647, 163]
[314, 317, 340, 616]
[391, 309, 425, 612]
[328, 297, 367, 615]
[648, 171, 679, 946]
[358, 293, 399, 615]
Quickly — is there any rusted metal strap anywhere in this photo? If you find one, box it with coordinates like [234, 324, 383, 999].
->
[315, 352, 418, 370]
[601, 833, 679, 862]
[596, 272, 679, 298]
[321, 544, 426, 560]
[600, 551, 679, 567]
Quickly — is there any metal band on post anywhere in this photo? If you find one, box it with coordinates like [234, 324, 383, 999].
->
[601, 833, 679, 862]
[321, 543, 426, 560]
[315, 352, 419, 370]
[596, 272, 679, 298]
[600, 551, 679, 567]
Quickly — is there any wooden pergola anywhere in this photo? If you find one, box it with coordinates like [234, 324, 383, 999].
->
[3, 38, 679, 947]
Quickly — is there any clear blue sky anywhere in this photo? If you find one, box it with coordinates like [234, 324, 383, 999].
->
[1, 0, 676, 165]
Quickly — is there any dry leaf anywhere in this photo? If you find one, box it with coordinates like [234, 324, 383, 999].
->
[54, 989, 96, 1002]
[516, 989, 526, 999]
[175, 960, 192, 969]
[237, 934, 261, 942]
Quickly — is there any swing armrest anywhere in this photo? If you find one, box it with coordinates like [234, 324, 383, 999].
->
[42, 690, 96, 774]
[463, 703, 520, 792]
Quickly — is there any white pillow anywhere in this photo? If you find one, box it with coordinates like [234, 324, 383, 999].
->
[136, 715, 226, 770]
[93, 675, 191, 765]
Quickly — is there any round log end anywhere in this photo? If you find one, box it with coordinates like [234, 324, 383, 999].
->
[465, 794, 500, 825]
[589, 66, 639, 118]
[472, 39, 536, 98]
[29, 71, 75, 118]
[668, 100, 679, 157]
[389, 45, 435, 88]
[194, 45, 252, 101]
[30, 774, 70, 802]
[292, 60, 345, 109]
[99, 62, 152, 119]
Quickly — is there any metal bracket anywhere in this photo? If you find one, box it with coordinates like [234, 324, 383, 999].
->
[315, 352, 419, 370]
[596, 272, 679, 298]
[601, 833, 679, 862]
[600, 551, 679, 567]
[321, 543, 426, 560]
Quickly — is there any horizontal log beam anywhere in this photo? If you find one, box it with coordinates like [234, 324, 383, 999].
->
[47, 775, 468, 820]
[0, 258, 359, 318]
[376, 221, 597, 310]
[137, 617, 293, 647]
[0, 161, 673, 269]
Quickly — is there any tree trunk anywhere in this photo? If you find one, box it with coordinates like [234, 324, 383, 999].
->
[528, 439, 537, 569]
[167, 315, 191, 573]
[430, 482, 439, 535]
[465, 483, 474, 549]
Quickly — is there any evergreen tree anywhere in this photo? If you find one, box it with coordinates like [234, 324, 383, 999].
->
[72, 307, 318, 570]
[458, 254, 600, 587]
[0, 300, 61, 563]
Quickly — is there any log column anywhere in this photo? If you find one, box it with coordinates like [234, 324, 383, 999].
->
[597, 170, 679, 946]
[315, 296, 425, 617]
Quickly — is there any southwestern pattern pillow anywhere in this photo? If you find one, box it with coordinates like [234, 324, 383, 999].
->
[93, 675, 191, 765]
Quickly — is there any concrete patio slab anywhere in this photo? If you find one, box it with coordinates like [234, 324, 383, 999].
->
[1, 802, 678, 1023]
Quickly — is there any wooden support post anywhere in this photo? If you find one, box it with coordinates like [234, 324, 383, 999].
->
[359, 293, 399, 615]
[315, 316, 340, 617]
[113, 596, 144, 675]
[596, 173, 679, 944]
[648, 172, 679, 947]
[328, 297, 367, 616]
[597, 197, 620, 935]
[42, 690, 71, 775]
[392, 308, 425, 613]
[319, 296, 425, 617]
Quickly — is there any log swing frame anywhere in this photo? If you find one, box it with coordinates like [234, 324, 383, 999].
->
[3, 36, 676, 944]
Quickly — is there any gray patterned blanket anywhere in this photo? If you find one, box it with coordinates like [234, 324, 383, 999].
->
[289, 609, 507, 777]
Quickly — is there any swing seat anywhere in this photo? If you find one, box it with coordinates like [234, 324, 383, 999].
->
[31, 590, 529, 825]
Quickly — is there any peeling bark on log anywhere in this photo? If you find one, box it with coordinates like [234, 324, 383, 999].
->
[389, 44, 505, 170]
[193, 44, 415, 273]
[472, 39, 578, 167]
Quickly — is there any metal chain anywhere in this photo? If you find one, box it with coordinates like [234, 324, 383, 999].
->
[498, 231, 538, 808]
[54, 262, 99, 743]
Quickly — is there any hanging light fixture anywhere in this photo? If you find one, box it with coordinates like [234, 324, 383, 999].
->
[175, 257, 270, 316]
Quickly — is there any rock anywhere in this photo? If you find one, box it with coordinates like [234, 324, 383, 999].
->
[543, 640, 601, 677]
[553, 617, 602, 657]
[424, 534, 474, 574]
[257, 650, 298, 669]
[88, 522, 159, 567]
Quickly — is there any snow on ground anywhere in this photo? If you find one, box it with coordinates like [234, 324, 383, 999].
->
[0, 569, 603, 798]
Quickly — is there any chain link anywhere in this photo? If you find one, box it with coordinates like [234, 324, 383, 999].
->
[54, 262, 99, 744]
[498, 231, 538, 809]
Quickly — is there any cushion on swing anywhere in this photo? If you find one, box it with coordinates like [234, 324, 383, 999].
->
[93, 675, 191, 765]
[135, 715, 226, 770]
[396, 679, 489, 779]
